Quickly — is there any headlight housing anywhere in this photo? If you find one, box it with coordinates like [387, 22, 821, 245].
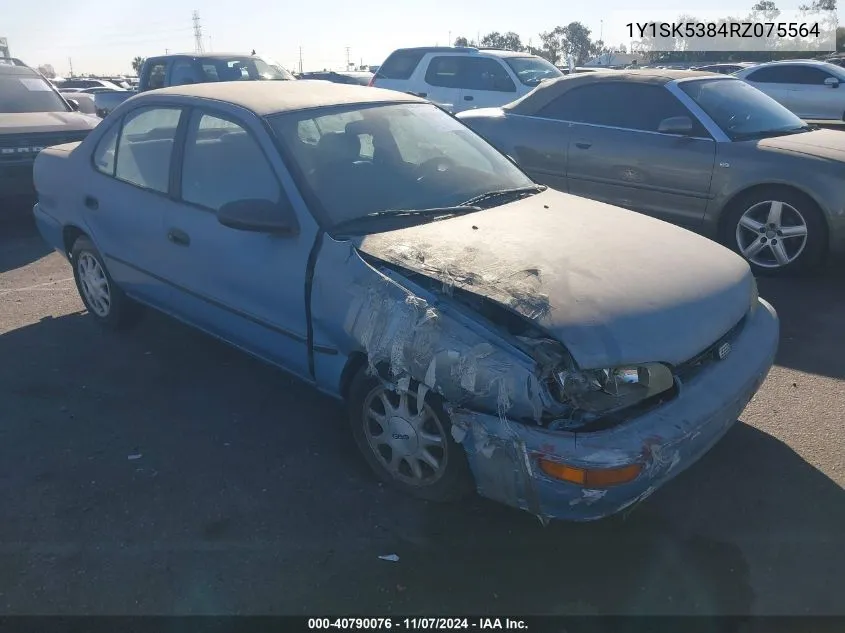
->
[553, 363, 675, 414]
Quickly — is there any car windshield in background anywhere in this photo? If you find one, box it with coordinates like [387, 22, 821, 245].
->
[679, 78, 807, 140]
[0, 75, 69, 113]
[268, 102, 535, 231]
[504, 56, 563, 86]
[200, 57, 294, 82]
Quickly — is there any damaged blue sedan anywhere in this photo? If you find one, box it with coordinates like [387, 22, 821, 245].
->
[32, 81, 779, 521]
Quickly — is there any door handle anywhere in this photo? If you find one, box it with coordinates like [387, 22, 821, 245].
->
[84, 195, 99, 210]
[464, 95, 474, 101]
[167, 228, 190, 247]
[575, 141, 592, 150]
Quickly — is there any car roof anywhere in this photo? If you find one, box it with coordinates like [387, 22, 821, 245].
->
[147, 52, 270, 61]
[0, 63, 39, 77]
[386, 46, 536, 59]
[503, 69, 722, 116]
[144, 80, 425, 116]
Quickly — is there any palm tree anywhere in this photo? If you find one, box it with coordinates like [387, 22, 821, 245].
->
[131, 56, 146, 74]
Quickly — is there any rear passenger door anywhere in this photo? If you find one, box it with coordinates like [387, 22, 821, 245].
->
[421, 55, 465, 111]
[85, 105, 185, 306]
[161, 108, 315, 379]
[457, 57, 518, 110]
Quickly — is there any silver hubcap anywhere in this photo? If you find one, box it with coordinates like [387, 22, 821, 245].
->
[362, 384, 448, 486]
[736, 200, 808, 269]
[77, 252, 111, 317]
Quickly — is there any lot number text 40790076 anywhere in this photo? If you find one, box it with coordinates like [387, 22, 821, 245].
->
[307, 618, 528, 630]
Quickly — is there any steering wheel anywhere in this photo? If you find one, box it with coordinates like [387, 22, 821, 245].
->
[415, 156, 457, 182]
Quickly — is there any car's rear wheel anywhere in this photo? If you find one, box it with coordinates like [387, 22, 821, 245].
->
[70, 236, 141, 329]
[722, 187, 826, 275]
[347, 369, 474, 502]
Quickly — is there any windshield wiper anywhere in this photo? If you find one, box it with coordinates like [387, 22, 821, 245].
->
[331, 205, 483, 235]
[459, 185, 546, 208]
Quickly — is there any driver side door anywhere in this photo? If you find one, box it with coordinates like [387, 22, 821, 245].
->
[161, 107, 318, 380]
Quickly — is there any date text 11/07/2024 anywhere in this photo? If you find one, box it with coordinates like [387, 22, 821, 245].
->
[626, 21, 822, 39]
[308, 618, 528, 630]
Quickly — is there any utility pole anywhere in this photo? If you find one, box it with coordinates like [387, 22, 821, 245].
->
[208, 36, 213, 52]
[345, 46, 350, 70]
[299, 46, 303, 73]
[192, 10, 204, 54]
[68, 57, 73, 77]
[448, 30, 452, 46]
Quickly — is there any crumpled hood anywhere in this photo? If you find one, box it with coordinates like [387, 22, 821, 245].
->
[354, 189, 753, 369]
[0, 111, 100, 135]
[757, 128, 845, 162]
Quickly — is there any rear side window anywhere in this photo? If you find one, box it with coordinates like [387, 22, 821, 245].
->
[378, 50, 426, 80]
[114, 107, 182, 193]
[425, 56, 463, 88]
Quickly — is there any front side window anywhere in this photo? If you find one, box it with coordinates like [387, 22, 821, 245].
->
[538, 82, 702, 134]
[745, 65, 837, 85]
[181, 112, 280, 211]
[114, 107, 182, 193]
[504, 56, 563, 87]
[268, 102, 534, 229]
[0, 75, 69, 113]
[679, 78, 807, 140]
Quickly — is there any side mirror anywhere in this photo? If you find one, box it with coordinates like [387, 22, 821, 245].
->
[217, 199, 299, 235]
[657, 115, 694, 135]
[824, 76, 840, 88]
[67, 98, 80, 111]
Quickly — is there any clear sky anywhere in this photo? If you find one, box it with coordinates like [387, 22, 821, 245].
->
[3, 0, 841, 76]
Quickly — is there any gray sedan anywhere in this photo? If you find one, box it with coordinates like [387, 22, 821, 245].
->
[457, 70, 845, 275]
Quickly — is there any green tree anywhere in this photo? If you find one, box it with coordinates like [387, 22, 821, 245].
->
[453, 36, 469, 47]
[131, 56, 146, 74]
[560, 22, 594, 66]
[480, 31, 524, 51]
[837, 26, 845, 50]
[539, 28, 564, 64]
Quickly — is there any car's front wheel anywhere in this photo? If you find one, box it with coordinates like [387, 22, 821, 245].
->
[70, 236, 140, 329]
[347, 369, 474, 502]
[722, 187, 826, 275]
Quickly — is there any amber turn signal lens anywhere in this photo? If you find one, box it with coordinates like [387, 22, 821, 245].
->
[538, 459, 642, 487]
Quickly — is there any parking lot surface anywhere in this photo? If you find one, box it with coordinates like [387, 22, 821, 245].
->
[1, 212, 843, 616]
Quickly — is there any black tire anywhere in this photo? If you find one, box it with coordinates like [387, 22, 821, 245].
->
[347, 368, 474, 502]
[70, 236, 141, 329]
[720, 187, 827, 276]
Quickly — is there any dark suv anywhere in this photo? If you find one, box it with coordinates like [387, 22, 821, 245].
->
[0, 62, 100, 205]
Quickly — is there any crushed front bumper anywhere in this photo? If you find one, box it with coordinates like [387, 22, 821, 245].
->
[451, 298, 779, 521]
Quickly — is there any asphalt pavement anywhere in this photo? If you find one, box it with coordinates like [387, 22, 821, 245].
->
[1, 211, 843, 618]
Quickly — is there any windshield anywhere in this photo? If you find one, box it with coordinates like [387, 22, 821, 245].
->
[678, 78, 806, 140]
[200, 56, 294, 82]
[0, 75, 69, 113]
[504, 56, 564, 86]
[268, 102, 534, 230]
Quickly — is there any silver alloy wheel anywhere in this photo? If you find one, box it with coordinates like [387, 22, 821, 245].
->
[77, 252, 111, 317]
[735, 200, 809, 269]
[362, 384, 449, 487]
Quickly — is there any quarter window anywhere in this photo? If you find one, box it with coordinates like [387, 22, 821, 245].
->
[538, 82, 706, 135]
[180, 112, 281, 211]
[92, 123, 119, 176]
[114, 107, 182, 193]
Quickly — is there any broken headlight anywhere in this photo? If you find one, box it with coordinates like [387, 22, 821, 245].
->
[553, 363, 675, 414]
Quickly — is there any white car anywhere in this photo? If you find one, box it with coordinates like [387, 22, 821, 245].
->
[371, 46, 563, 113]
[733, 60, 845, 121]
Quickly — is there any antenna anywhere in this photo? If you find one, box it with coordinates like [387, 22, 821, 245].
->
[192, 11, 204, 54]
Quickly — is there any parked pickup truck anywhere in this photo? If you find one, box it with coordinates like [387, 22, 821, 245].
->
[1, 61, 99, 204]
[96, 53, 296, 116]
